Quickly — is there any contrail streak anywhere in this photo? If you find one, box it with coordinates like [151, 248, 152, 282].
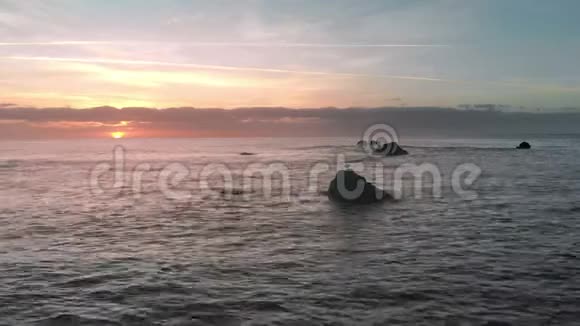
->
[0, 55, 450, 82]
[0, 41, 114, 46]
[0, 41, 448, 48]
[4, 55, 575, 91]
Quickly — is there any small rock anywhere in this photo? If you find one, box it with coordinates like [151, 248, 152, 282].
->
[516, 141, 531, 149]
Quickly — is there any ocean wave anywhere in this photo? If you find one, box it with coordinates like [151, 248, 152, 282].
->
[349, 286, 432, 302]
[289, 145, 348, 150]
[404, 145, 519, 151]
[543, 206, 580, 214]
[37, 314, 120, 326]
[4, 137, 580, 326]
[0, 160, 19, 169]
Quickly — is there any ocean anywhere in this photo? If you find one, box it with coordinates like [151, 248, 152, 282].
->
[1, 136, 579, 325]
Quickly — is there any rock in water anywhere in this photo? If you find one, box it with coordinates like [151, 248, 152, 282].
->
[358, 140, 402, 154]
[357, 140, 380, 150]
[327, 170, 391, 204]
[516, 141, 531, 149]
[374, 142, 408, 156]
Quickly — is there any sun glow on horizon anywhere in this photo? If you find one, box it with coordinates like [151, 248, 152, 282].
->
[111, 131, 125, 139]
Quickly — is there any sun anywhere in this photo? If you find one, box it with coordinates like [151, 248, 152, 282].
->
[111, 131, 125, 139]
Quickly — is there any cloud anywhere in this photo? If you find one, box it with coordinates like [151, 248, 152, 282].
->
[48, 62, 272, 88]
[2, 1, 579, 110]
[1, 106, 579, 139]
[0, 41, 450, 48]
[0, 55, 450, 82]
[0, 41, 114, 46]
[5, 56, 578, 94]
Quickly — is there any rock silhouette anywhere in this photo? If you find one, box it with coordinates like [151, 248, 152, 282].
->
[516, 141, 531, 149]
[357, 140, 380, 150]
[373, 142, 409, 156]
[357, 140, 407, 155]
[327, 169, 391, 204]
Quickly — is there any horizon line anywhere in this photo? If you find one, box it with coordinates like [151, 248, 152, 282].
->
[2, 104, 579, 113]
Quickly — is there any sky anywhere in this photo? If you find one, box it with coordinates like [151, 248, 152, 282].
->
[1, 0, 580, 110]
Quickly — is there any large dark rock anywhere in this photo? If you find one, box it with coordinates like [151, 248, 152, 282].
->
[327, 170, 391, 204]
[516, 141, 531, 149]
[373, 142, 408, 156]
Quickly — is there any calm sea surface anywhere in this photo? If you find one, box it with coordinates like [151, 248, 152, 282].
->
[1, 137, 579, 325]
